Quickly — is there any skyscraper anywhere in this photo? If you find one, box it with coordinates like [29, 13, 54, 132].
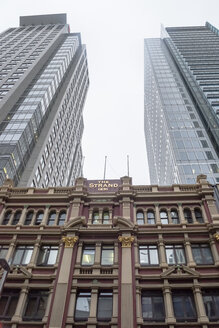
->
[144, 22, 219, 185]
[0, 14, 89, 187]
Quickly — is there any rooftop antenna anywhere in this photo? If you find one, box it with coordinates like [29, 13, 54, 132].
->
[103, 156, 107, 180]
[127, 155, 130, 177]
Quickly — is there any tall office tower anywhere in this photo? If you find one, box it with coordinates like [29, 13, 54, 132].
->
[144, 22, 219, 185]
[0, 14, 89, 187]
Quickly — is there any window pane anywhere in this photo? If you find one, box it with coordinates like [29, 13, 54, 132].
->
[103, 211, 109, 224]
[101, 247, 114, 265]
[82, 246, 95, 265]
[47, 248, 58, 265]
[75, 292, 91, 321]
[97, 292, 113, 321]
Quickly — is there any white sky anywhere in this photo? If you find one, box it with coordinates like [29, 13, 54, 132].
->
[0, 0, 219, 184]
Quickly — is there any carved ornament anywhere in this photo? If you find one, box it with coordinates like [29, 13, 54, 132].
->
[62, 236, 78, 248]
[214, 233, 219, 241]
[118, 236, 134, 247]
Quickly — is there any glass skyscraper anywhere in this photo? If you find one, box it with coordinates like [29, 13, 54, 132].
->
[0, 14, 89, 187]
[144, 22, 219, 185]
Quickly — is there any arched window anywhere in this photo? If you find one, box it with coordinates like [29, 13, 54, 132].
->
[92, 211, 99, 224]
[184, 208, 193, 223]
[35, 211, 44, 225]
[24, 211, 34, 225]
[48, 211, 56, 226]
[102, 211, 109, 224]
[2, 210, 12, 225]
[137, 211, 144, 225]
[160, 210, 168, 224]
[194, 208, 204, 223]
[58, 211, 66, 226]
[12, 211, 21, 225]
[171, 209, 179, 224]
[147, 210, 155, 224]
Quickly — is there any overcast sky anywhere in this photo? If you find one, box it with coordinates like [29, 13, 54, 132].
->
[0, 0, 219, 184]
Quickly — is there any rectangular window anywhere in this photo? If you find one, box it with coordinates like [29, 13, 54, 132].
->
[191, 244, 214, 265]
[23, 290, 48, 321]
[12, 245, 33, 265]
[172, 290, 197, 322]
[74, 291, 91, 321]
[81, 245, 95, 266]
[37, 246, 58, 266]
[97, 291, 113, 322]
[165, 245, 186, 265]
[139, 245, 159, 265]
[0, 289, 19, 321]
[101, 245, 114, 265]
[203, 290, 219, 321]
[0, 245, 8, 258]
[141, 291, 165, 321]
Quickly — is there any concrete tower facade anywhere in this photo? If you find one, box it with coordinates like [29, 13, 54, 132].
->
[0, 14, 89, 187]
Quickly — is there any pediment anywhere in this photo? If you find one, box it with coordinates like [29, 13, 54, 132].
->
[160, 265, 199, 278]
[113, 216, 134, 228]
[8, 265, 32, 278]
[65, 216, 87, 228]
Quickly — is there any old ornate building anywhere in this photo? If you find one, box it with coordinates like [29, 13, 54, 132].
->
[0, 175, 218, 328]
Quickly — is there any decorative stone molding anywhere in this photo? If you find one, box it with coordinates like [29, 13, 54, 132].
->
[214, 233, 219, 241]
[62, 236, 78, 248]
[118, 236, 134, 247]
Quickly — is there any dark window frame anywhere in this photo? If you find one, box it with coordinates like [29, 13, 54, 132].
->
[172, 290, 197, 322]
[37, 245, 58, 266]
[191, 244, 214, 265]
[165, 244, 186, 265]
[0, 289, 19, 321]
[141, 290, 165, 322]
[139, 245, 159, 266]
[81, 245, 95, 266]
[97, 291, 113, 322]
[74, 290, 91, 321]
[23, 290, 48, 321]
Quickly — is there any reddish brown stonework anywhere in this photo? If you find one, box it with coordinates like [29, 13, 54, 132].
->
[0, 175, 218, 328]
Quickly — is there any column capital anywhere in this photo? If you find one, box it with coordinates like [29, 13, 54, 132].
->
[62, 236, 78, 248]
[214, 233, 219, 241]
[118, 235, 134, 247]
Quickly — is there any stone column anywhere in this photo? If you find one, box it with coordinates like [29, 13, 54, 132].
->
[0, 206, 6, 224]
[88, 208, 93, 224]
[88, 288, 98, 322]
[41, 205, 50, 225]
[155, 203, 161, 225]
[48, 235, 78, 328]
[191, 209, 197, 224]
[136, 287, 143, 324]
[158, 236, 168, 268]
[29, 236, 41, 267]
[163, 282, 176, 324]
[94, 242, 101, 264]
[6, 236, 17, 263]
[193, 280, 208, 323]
[19, 206, 28, 225]
[178, 203, 186, 225]
[118, 234, 135, 328]
[67, 288, 77, 321]
[12, 286, 28, 321]
[210, 236, 219, 266]
[184, 234, 196, 267]
[201, 204, 208, 223]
